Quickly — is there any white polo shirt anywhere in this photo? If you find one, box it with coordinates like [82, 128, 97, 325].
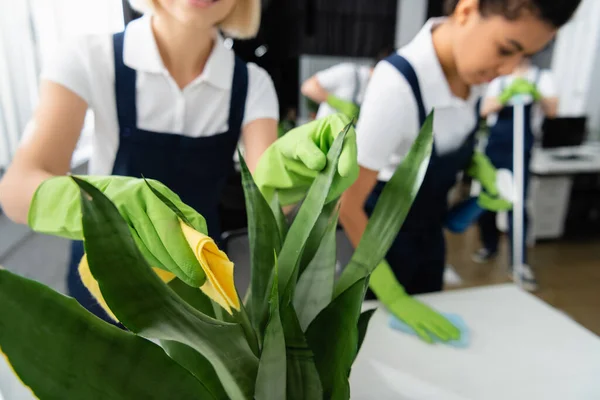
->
[485, 67, 556, 134]
[41, 15, 279, 175]
[356, 18, 486, 182]
[315, 63, 372, 119]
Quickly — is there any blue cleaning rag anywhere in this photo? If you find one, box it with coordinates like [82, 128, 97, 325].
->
[388, 313, 470, 348]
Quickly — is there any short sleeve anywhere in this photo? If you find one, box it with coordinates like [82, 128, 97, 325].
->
[355, 61, 419, 171]
[40, 36, 94, 105]
[484, 77, 503, 99]
[315, 63, 354, 92]
[243, 63, 279, 126]
[537, 69, 557, 98]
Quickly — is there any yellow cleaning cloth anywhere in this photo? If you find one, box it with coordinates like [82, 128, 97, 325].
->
[78, 220, 239, 322]
[179, 220, 240, 314]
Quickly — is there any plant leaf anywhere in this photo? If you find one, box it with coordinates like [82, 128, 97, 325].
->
[281, 303, 324, 400]
[298, 200, 338, 277]
[0, 270, 216, 400]
[234, 301, 260, 357]
[239, 150, 282, 340]
[293, 208, 339, 331]
[278, 123, 351, 303]
[168, 278, 216, 318]
[161, 340, 229, 399]
[356, 309, 376, 360]
[254, 262, 286, 400]
[305, 279, 367, 400]
[270, 191, 289, 240]
[74, 177, 258, 400]
[143, 177, 194, 227]
[334, 112, 434, 297]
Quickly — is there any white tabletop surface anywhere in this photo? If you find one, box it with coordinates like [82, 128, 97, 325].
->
[530, 143, 600, 174]
[350, 284, 600, 400]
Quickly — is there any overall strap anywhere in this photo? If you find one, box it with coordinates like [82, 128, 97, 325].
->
[351, 65, 360, 104]
[228, 55, 249, 133]
[533, 68, 541, 86]
[112, 31, 137, 131]
[385, 54, 426, 126]
[468, 99, 483, 141]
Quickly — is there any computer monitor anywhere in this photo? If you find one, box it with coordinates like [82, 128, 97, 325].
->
[541, 116, 587, 148]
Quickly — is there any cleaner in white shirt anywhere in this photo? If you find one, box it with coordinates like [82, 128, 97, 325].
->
[0, 0, 358, 324]
[302, 63, 371, 120]
[339, 0, 580, 343]
[301, 50, 391, 120]
[474, 57, 558, 291]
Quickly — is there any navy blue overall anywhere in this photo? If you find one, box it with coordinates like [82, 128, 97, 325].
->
[66, 31, 248, 324]
[365, 54, 481, 296]
[478, 73, 539, 263]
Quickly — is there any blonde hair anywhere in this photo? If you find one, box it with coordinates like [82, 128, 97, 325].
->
[128, 0, 261, 39]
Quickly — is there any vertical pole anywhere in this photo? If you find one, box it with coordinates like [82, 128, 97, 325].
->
[512, 99, 525, 285]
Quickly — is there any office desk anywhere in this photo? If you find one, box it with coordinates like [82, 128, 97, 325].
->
[528, 143, 600, 241]
[351, 284, 600, 400]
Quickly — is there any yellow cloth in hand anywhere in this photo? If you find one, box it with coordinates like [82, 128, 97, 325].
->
[179, 220, 240, 314]
[78, 219, 240, 322]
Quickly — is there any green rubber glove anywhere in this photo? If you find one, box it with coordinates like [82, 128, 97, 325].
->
[254, 113, 359, 206]
[467, 152, 499, 196]
[467, 152, 513, 211]
[478, 190, 512, 211]
[498, 77, 542, 105]
[326, 95, 360, 119]
[28, 175, 208, 287]
[369, 260, 460, 344]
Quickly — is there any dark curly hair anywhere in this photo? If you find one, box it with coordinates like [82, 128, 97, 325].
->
[444, 0, 581, 28]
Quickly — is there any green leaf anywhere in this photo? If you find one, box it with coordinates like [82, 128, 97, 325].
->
[356, 309, 376, 360]
[161, 340, 229, 399]
[234, 301, 260, 357]
[270, 191, 289, 240]
[143, 177, 194, 227]
[239, 150, 282, 339]
[305, 279, 367, 400]
[278, 123, 351, 302]
[254, 263, 286, 400]
[73, 177, 258, 400]
[335, 112, 434, 297]
[168, 278, 216, 319]
[298, 200, 338, 277]
[0, 270, 215, 400]
[293, 208, 339, 331]
[281, 304, 324, 400]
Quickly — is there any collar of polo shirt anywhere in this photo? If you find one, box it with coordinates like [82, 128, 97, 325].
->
[122, 15, 233, 90]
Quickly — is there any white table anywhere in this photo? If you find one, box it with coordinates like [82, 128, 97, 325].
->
[350, 284, 600, 400]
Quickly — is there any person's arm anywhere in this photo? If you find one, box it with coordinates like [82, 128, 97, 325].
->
[480, 78, 503, 118]
[0, 81, 87, 224]
[241, 118, 278, 173]
[301, 64, 360, 119]
[338, 60, 416, 246]
[300, 75, 329, 105]
[480, 97, 504, 118]
[241, 64, 280, 173]
[339, 166, 379, 247]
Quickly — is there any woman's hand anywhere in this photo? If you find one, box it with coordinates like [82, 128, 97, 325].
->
[254, 113, 359, 206]
[28, 176, 208, 287]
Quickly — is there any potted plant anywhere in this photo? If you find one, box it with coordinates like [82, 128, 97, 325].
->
[0, 116, 433, 400]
